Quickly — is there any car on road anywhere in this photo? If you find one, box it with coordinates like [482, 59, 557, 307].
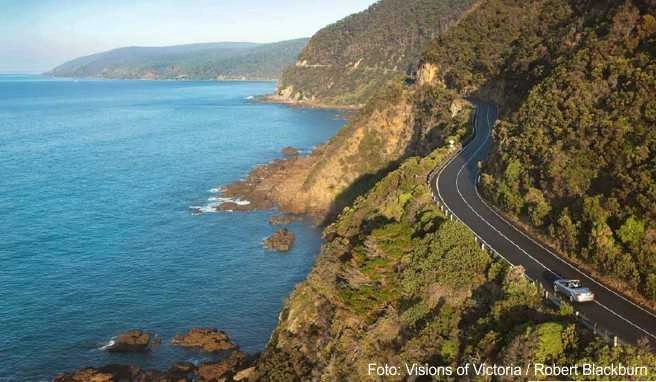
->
[553, 279, 595, 302]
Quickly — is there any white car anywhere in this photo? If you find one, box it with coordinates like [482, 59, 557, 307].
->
[553, 279, 594, 302]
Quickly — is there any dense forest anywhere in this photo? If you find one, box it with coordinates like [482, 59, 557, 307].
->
[484, 1, 656, 302]
[421, 0, 656, 303]
[48, 39, 308, 80]
[272, 0, 478, 106]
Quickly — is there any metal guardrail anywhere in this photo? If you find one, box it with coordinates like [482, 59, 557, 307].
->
[425, 106, 622, 348]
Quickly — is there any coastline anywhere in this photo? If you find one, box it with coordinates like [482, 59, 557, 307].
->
[48, 86, 347, 379]
[258, 93, 362, 111]
[42, 74, 280, 82]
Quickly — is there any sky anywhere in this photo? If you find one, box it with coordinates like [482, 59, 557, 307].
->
[0, 0, 376, 73]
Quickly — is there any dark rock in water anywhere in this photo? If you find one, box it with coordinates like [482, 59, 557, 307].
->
[104, 329, 154, 353]
[171, 361, 195, 373]
[198, 351, 246, 381]
[166, 361, 197, 380]
[54, 334, 254, 381]
[263, 228, 295, 252]
[171, 327, 237, 352]
[281, 146, 299, 157]
[268, 214, 303, 226]
[53, 364, 160, 381]
[215, 201, 252, 212]
[53, 367, 115, 382]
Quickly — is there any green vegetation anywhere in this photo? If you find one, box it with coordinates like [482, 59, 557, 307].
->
[462, 1, 656, 302]
[255, 135, 655, 380]
[275, 0, 477, 106]
[48, 38, 308, 80]
[253, 1, 656, 380]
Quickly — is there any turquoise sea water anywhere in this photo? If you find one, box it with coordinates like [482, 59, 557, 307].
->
[0, 75, 343, 381]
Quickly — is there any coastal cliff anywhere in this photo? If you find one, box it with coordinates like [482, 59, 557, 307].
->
[226, 75, 472, 222]
[268, 0, 479, 108]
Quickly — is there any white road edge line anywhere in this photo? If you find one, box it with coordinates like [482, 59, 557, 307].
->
[435, 104, 656, 341]
[475, 105, 656, 321]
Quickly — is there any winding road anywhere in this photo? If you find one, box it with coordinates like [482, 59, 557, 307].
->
[430, 102, 656, 346]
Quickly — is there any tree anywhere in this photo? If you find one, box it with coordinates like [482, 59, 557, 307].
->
[617, 216, 646, 249]
[525, 188, 551, 226]
[553, 208, 578, 254]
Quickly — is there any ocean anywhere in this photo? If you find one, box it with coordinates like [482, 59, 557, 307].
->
[0, 75, 343, 380]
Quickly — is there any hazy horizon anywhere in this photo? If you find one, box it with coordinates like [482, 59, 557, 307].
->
[0, 0, 376, 73]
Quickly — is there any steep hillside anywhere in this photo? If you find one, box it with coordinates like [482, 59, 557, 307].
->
[269, 0, 479, 107]
[52, 0, 656, 379]
[484, 0, 656, 303]
[224, 72, 472, 221]
[253, 128, 655, 381]
[421, 0, 656, 304]
[48, 39, 308, 80]
[251, 0, 656, 379]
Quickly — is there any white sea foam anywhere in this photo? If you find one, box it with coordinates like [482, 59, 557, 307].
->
[246, 95, 254, 100]
[211, 196, 251, 206]
[191, 196, 250, 214]
[208, 187, 223, 193]
[189, 205, 218, 214]
[99, 339, 115, 350]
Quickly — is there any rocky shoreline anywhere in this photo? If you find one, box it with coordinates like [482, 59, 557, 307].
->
[55, 98, 348, 380]
[258, 93, 361, 110]
[55, 328, 254, 381]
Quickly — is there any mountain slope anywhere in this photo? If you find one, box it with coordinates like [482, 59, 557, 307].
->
[478, 0, 656, 304]
[252, 0, 656, 379]
[269, 0, 479, 107]
[418, 0, 656, 305]
[253, 125, 656, 381]
[48, 39, 308, 80]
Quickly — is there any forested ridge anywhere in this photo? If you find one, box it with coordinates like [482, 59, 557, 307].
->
[489, 1, 656, 301]
[272, 0, 478, 106]
[48, 39, 308, 80]
[429, 0, 656, 303]
[418, 0, 656, 305]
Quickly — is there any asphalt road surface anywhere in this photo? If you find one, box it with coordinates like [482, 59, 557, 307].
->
[430, 102, 656, 346]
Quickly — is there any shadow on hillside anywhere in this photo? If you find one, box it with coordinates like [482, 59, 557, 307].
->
[322, 160, 402, 226]
[320, 91, 459, 226]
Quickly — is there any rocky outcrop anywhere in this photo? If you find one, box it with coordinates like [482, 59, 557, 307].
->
[197, 351, 246, 381]
[268, 214, 303, 226]
[53, 355, 248, 382]
[263, 229, 295, 252]
[281, 146, 299, 157]
[450, 98, 472, 118]
[103, 330, 156, 353]
[224, 86, 415, 221]
[56, 330, 251, 381]
[53, 364, 176, 382]
[171, 328, 237, 352]
[416, 62, 441, 86]
[233, 366, 256, 381]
